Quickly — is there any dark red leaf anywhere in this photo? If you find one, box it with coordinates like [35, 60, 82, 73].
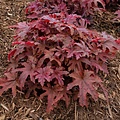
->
[115, 39, 120, 44]
[8, 49, 16, 61]
[25, 41, 35, 46]
[15, 62, 36, 88]
[25, 81, 41, 98]
[67, 70, 107, 106]
[0, 72, 19, 97]
[12, 41, 22, 46]
[51, 67, 68, 86]
[39, 84, 70, 113]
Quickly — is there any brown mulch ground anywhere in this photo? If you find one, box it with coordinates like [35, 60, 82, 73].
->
[0, 0, 120, 120]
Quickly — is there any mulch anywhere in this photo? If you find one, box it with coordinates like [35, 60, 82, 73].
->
[0, 0, 120, 120]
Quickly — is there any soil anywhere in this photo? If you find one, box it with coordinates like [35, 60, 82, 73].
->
[0, 0, 120, 120]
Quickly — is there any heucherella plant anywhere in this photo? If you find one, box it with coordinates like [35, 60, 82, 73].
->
[0, 0, 119, 113]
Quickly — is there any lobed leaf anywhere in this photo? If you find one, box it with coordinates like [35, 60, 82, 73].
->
[67, 70, 105, 106]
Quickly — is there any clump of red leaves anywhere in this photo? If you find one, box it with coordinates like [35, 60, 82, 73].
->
[0, 0, 120, 113]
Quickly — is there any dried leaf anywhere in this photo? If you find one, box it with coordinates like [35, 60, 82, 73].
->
[0, 114, 5, 120]
[12, 103, 15, 110]
[24, 108, 31, 117]
[0, 103, 9, 111]
[98, 93, 106, 101]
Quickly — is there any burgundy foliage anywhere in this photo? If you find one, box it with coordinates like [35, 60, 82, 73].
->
[0, 0, 119, 113]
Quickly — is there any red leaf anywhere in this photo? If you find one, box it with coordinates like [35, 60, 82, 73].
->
[101, 32, 120, 52]
[115, 39, 120, 44]
[11, 22, 29, 41]
[68, 58, 83, 72]
[12, 41, 35, 46]
[37, 36, 47, 41]
[0, 72, 18, 97]
[52, 86, 71, 108]
[63, 41, 90, 60]
[25, 41, 35, 46]
[81, 0, 105, 16]
[65, 14, 89, 28]
[91, 37, 101, 42]
[39, 84, 70, 113]
[67, 70, 106, 106]
[74, 41, 90, 59]
[25, 81, 41, 98]
[41, 15, 59, 24]
[51, 67, 68, 86]
[34, 66, 53, 86]
[8, 49, 16, 61]
[11, 45, 25, 59]
[15, 62, 36, 88]
[12, 41, 22, 46]
[80, 58, 108, 73]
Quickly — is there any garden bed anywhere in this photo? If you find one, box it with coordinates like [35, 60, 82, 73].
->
[0, 0, 120, 120]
